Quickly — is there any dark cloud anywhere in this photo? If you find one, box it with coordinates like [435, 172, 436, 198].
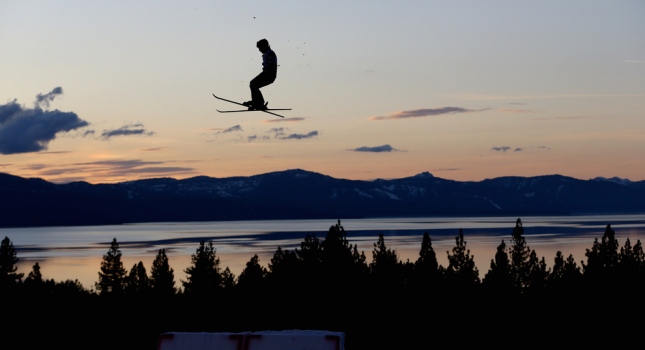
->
[267, 127, 286, 138]
[35, 87, 63, 108]
[370, 107, 490, 120]
[101, 123, 153, 140]
[213, 126, 317, 142]
[492, 146, 512, 152]
[433, 168, 461, 172]
[73, 159, 162, 168]
[20, 164, 48, 171]
[0, 92, 89, 154]
[247, 135, 270, 142]
[514, 148, 523, 152]
[350, 144, 400, 153]
[121, 166, 194, 175]
[277, 130, 318, 140]
[264, 117, 305, 123]
[222, 125, 242, 133]
[64, 159, 195, 178]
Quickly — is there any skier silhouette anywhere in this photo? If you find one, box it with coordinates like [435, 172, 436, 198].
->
[243, 39, 277, 111]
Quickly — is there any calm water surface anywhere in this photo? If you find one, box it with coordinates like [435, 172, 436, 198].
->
[4, 215, 645, 290]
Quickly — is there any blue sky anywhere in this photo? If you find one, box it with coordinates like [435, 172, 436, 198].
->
[1, 0, 644, 183]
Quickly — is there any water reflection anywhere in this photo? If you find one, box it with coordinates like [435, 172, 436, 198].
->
[6, 215, 645, 290]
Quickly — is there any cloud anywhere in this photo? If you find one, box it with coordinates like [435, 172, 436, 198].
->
[101, 123, 154, 140]
[369, 107, 489, 120]
[622, 60, 645, 63]
[14, 159, 197, 183]
[20, 164, 48, 171]
[264, 117, 305, 123]
[63, 159, 195, 177]
[432, 168, 461, 172]
[221, 125, 242, 133]
[35, 87, 63, 109]
[491, 146, 523, 152]
[139, 147, 167, 152]
[0, 91, 89, 154]
[267, 127, 286, 138]
[491, 146, 512, 152]
[277, 130, 318, 140]
[350, 144, 401, 153]
[41, 151, 71, 154]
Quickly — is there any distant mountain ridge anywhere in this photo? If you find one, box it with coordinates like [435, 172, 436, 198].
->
[1, 169, 644, 228]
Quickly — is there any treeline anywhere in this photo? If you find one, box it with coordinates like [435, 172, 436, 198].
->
[1, 218, 643, 349]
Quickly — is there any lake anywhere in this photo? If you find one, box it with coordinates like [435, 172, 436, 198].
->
[4, 214, 645, 290]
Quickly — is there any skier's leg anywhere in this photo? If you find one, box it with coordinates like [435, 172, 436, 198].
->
[249, 72, 275, 109]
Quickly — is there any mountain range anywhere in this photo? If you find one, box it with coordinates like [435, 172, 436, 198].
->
[1, 169, 643, 228]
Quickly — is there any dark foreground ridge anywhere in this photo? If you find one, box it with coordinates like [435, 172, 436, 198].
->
[2, 219, 643, 349]
[1, 169, 644, 227]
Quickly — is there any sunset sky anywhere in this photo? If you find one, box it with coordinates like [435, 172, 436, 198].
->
[1, 1, 644, 184]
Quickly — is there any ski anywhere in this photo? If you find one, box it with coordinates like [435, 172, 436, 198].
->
[212, 94, 291, 118]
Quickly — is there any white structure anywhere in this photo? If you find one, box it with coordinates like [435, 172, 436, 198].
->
[157, 330, 345, 350]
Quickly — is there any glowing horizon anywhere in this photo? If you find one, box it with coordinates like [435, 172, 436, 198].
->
[1, 1, 643, 184]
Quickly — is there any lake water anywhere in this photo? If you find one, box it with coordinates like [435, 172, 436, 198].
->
[4, 214, 645, 290]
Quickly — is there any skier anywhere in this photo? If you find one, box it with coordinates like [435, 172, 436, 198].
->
[243, 39, 277, 111]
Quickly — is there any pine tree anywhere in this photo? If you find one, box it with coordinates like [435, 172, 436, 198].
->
[24, 262, 44, 289]
[370, 233, 402, 286]
[482, 240, 512, 293]
[509, 218, 532, 290]
[413, 232, 443, 289]
[620, 239, 645, 274]
[445, 229, 480, 288]
[527, 250, 550, 292]
[0, 236, 24, 288]
[320, 220, 367, 290]
[95, 238, 127, 295]
[549, 251, 582, 291]
[221, 267, 236, 289]
[268, 246, 298, 278]
[149, 248, 176, 296]
[583, 224, 620, 283]
[296, 234, 323, 290]
[53, 279, 89, 296]
[125, 261, 150, 295]
[618, 238, 645, 293]
[237, 254, 267, 290]
[182, 240, 222, 296]
[297, 234, 322, 267]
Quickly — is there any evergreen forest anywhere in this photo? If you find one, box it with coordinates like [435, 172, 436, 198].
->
[1, 219, 643, 349]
